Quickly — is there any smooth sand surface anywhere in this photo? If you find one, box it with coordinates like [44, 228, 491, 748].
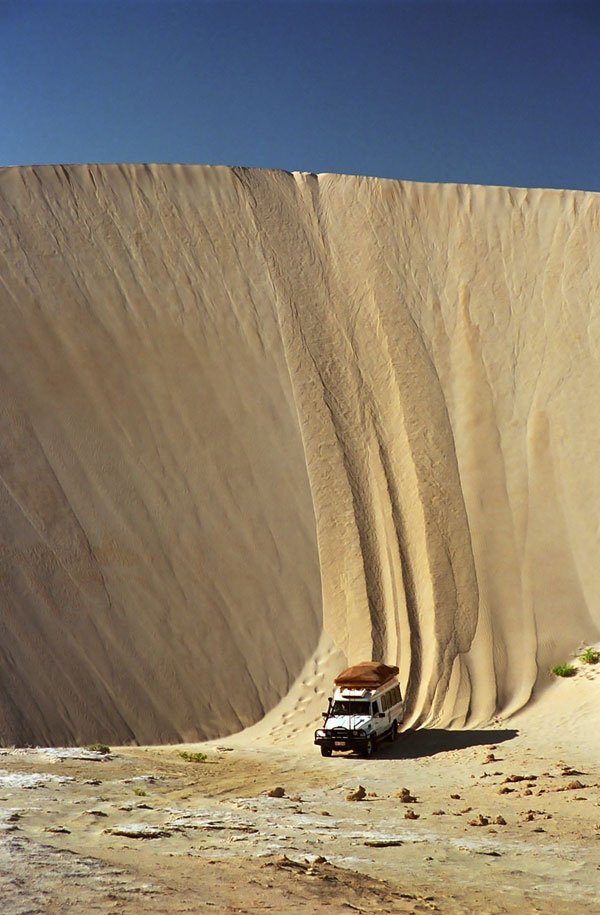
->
[1, 164, 599, 748]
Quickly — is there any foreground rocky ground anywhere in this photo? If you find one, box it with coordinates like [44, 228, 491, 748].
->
[1, 725, 599, 914]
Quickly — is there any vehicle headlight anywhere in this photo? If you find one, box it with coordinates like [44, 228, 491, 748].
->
[315, 729, 326, 738]
[352, 729, 366, 737]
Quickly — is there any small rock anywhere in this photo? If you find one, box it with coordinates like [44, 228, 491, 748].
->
[86, 809, 108, 817]
[404, 808, 419, 820]
[45, 825, 71, 834]
[312, 855, 327, 864]
[367, 791, 377, 797]
[396, 787, 417, 803]
[432, 809, 446, 816]
[346, 785, 366, 802]
[524, 789, 533, 796]
[266, 787, 285, 798]
[320, 810, 331, 817]
[566, 780, 585, 791]
[495, 816, 507, 826]
[468, 814, 489, 827]
[450, 794, 461, 800]
[484, 753, 496, 763]
[106, 824, 172, 839]
[498, 787, 514, 795]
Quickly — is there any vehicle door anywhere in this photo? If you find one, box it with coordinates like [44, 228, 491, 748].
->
[373, 697, 388, 737]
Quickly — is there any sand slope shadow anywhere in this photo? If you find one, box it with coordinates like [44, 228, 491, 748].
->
[375, 728, 518, 759]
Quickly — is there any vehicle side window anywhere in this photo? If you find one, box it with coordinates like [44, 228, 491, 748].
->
[390, 685, 401, 705]
[384, 691, 392, 711]
[372, 700, 380, 715]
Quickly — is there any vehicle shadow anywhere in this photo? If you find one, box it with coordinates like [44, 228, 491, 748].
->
[373, 727, 519, 760]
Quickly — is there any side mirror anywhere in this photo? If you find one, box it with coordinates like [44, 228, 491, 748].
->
[321, 711, 328, 718]
[377, 712, 385, 718]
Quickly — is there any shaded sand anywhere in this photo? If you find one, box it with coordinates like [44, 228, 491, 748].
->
[1, 164, 600, 747]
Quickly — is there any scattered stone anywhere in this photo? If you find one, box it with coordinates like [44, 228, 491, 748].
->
[432, 809, 446, 816]
[404, 808, 419, 820]
[364, 838, 404, 847]
[450, 794, 461, 800]
[106, 824, 172, 839]
[468, 814, 490, 827]
[346, 785, 366, 802]
[83, 779, 102, 786]
[484, 753, 497, 763]
[524, 789, 533, 796]
[320, 811, 331, 817]
[266, 787, 285, 798]
[503, 774, 536, 783]
[495, 816, 507, 826]
[533, 827, 545, 833]
[86, 809, 108, 817]
[396, 787, 416, 803]
[311, 855, 327, 864]
[498, 787, 514, 795]
[566, 780, 585, 791]
[524, 813, 535, 822]
[44, 825, 71, 834]
[367, 791, 377, 797]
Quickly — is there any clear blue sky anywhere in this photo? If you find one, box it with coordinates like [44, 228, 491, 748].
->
[1, 0, 599, 190]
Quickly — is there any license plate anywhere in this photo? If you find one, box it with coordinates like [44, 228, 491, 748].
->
[334, 741, 345, 747]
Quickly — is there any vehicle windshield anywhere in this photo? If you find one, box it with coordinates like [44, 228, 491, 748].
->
[331, 700, 371, 717]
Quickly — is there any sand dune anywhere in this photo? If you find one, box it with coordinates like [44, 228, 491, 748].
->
[1, 164, 599, 745]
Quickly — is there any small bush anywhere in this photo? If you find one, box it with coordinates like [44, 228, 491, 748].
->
[86, 743, 111, 754]
[551, 664, 577, 678]
[178, 750, 207, 763]
[580, 647, 600, 665]
[133, 787, 147, 797]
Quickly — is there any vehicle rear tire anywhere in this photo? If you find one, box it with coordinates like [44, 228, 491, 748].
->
[320, 746, 332, 757]
[389, 720, 398, 742]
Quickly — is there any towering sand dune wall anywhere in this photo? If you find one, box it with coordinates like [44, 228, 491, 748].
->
[1, 164, 599, 744]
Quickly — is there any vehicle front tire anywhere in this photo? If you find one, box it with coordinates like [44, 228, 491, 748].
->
[320, 746, 332, 757]
[364, 736, 374, 758]
[389, 720, 398, 742]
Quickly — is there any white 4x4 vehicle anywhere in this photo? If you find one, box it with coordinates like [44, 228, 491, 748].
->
[314, 661, 404, 757]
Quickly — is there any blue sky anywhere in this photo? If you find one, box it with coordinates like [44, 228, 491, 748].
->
[1, 0, 599, 190]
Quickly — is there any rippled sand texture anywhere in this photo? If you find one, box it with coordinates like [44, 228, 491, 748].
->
[1, 165, 599, 744]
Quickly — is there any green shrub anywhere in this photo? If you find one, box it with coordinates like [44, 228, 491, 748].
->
[133, 787, 147, 797]
[86, 743, 111, 754]
[580, 647, 600, 665]
[178, 750, 208, 763]
[551, 664, 577, 678]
